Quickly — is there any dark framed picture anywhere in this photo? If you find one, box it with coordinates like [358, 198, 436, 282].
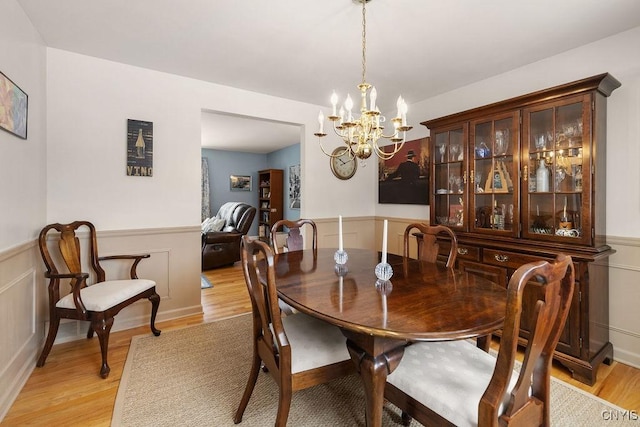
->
[378, 137, 430, 205]
[0, 71, 28, 139]
[230, 175, 252, 191]
[127, 119, 153, 177]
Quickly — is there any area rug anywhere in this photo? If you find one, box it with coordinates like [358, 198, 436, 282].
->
[200, 275, 213, 289]
[113, 314, 633, 426]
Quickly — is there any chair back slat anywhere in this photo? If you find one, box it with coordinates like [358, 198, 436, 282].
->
[58, 229, 82, 274]
[271, 219, 318, 255]
[480, 254, 574, 425]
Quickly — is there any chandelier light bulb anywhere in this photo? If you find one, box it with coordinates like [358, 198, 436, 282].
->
[344, 94, 354, 121]
[318, 111, 324, 134]
[331, 91, 338, 116]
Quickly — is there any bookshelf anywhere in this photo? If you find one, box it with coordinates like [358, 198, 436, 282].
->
[257, 169, 283, 241]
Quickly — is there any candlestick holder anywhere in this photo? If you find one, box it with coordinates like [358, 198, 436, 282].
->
[334, 249, 348, 265]
[334, 263, 348, 277]
[375, 278, 393, 295]
[375, 262, 393, 280]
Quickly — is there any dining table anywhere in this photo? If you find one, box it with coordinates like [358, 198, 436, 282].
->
[268, 247, 507, 427]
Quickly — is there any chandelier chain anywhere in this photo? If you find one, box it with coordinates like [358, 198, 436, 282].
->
[361, 0, 366, 85]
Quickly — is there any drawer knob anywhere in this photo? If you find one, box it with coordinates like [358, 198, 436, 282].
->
[494, 254, 509, 262]
[457, 248, 468, 255]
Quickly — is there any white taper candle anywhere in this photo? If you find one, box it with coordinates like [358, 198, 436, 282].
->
[382, 219, 388, 264]
[338, 215, 343, 251]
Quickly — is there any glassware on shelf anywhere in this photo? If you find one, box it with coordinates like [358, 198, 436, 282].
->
[574, 166, 583, 191]
[438, 145, 446, 163]
[555, 167, 566, 191]
[536, 159, 550, 192]
[475, 142, 490, 158]
[492, 200, 505, 230]
[450, 144, 461, 161]
[495, 130, 508, 155]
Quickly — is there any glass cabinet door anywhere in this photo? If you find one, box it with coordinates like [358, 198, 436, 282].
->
[432, 124, 468, 230]
[469, 112, 520, 236]
[522, 94, 591, 245]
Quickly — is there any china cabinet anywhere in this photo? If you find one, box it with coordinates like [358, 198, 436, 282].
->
[258, 169, 283, 240]
[424, 73, 620, 385]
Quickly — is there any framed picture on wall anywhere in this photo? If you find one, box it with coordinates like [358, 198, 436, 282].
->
[0, 71, 28, 139]
[230, 174, 252, 191]
[127, 119, 153, 177]
[289, 164, 301, 209]
[378, 137, 430, 205]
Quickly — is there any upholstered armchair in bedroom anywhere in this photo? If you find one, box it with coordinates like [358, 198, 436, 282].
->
[202, 202, 256, 270]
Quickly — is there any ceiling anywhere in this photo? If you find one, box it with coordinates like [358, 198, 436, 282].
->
[17, 0, 640, 152]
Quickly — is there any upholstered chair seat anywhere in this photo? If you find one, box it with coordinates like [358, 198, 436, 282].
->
[279, 312, 350, 373]
[387, 340, 519, 427]
[55, 279, 156, 311]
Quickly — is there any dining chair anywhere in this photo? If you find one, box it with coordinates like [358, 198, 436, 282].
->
[234, 236, 353, 426]
[270, 218, 318, 254]
[270, 219, 318, 315]
[37, 221, 161, 378]
[385, 253, 575, 427]
[403, 223, 458, 268]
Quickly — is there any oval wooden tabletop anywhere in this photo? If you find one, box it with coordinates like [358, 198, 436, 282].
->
[271, 248, 507, 341]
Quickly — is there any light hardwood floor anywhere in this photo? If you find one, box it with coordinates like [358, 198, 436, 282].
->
[3, 264, 639, 425]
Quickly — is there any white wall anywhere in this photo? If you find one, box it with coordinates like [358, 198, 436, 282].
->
[0, 0, 47, 248]
[0, 0, 47, 419]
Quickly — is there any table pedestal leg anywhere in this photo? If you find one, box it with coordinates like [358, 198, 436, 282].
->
[344, 336, 406, 427]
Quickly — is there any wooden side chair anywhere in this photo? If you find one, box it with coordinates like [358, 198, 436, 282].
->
[234, 236, 353, 426]
[270, 219, 318, 314]
[37, 221, 161, 378]
[404, 223, 458, 268]
[385, 253, 575, 426]
[270, 218, 318, 254]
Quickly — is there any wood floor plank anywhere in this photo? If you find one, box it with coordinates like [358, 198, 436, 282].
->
[2, 263, 638, 425]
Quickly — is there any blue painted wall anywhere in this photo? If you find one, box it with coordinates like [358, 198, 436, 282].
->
[202, 144, 300, 236]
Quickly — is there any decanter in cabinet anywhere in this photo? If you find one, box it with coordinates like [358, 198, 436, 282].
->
[425, 73, 621, 385]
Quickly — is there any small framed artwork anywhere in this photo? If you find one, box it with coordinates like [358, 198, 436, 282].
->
[0, 71, 28, 139]
[230, 174, 252, 191]
[127, 119, 153, 177]
[289, 164, 301, 209]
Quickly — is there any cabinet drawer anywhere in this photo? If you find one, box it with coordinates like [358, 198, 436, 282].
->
[482, 249, 549, 269]
[439, 242, 480, 261]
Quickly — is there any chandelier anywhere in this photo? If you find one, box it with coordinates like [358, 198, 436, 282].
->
[315, 0, 412, 162]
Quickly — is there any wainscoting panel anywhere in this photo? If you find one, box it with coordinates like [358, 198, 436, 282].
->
[607, 236, 640, 368]
[0, 241, 42, 421]
[50, 226, 204, 342]
[1, 226, 204, 420]
[315, 216, 376, 250]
